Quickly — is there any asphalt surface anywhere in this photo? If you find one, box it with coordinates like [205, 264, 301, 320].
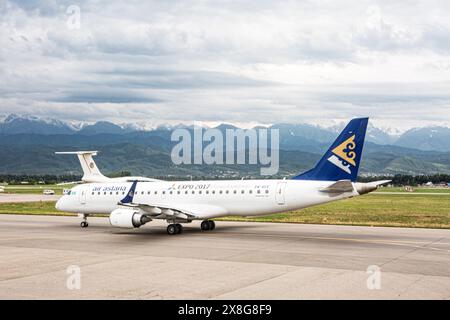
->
[0, 194, 61, 203]
[0, 214, 449, 299]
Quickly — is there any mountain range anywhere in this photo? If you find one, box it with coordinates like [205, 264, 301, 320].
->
[0, 114, 449, 177]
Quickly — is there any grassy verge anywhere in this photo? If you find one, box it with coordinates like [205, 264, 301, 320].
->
[221, 193, 450, 229]
[0, 201, 74, 216]
[0, 192, 449, 228]
[375, 187, 450, 193]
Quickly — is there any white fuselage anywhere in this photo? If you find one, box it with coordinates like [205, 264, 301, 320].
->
[56, 179, 359, 219]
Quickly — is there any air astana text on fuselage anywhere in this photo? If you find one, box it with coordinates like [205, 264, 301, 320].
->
[91, 182, 271, 193]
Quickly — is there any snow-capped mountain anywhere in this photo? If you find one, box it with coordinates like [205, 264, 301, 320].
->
[395, 126, 450, 151]
[0, 114, 449, 151]
[0, 114, 75, 135]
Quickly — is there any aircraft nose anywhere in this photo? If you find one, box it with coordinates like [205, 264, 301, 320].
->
[55, 197, 64, 211]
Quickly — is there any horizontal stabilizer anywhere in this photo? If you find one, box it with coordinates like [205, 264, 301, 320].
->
[55, 151, 98, 155]
[354, 180, 391, 195]
[320, 180, 354, 193]
[56, 151, 109, 183]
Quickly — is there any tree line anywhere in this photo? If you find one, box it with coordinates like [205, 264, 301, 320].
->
[0, 173, 449, 186]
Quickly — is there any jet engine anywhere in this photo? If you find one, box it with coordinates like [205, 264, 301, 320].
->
[109, 209, 151, 228]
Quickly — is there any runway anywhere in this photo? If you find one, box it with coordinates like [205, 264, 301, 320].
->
[0, 214, 449, 299]
[0, 194, 61, 203]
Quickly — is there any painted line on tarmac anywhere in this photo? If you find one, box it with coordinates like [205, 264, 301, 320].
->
[195, 231, 450, 252]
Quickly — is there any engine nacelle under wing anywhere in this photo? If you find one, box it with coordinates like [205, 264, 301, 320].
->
[109, 209, 151, 228]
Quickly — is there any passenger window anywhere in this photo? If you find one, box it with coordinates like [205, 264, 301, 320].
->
[206, 190, 209, 194]
[91, 192, 94, 195]
[116, 192, 119, 195]
[104, 192, 107, 195]
[169, 191, 173, 195]
[148, 191, 151, 195]
[141, 191, 144, 195]
[192, 190, 195, 194]
[249, 190, 252, 194]
[177, 191, 180, 194]
[162, 191, 166, 195]
[98, 192, 101, 195]
[199, 191, 202, 194]
[185, 191, 188, 194]
[134, 191, 137, 195]
[241, 190, 245, 194]
[212, 190, 215, 194]
[219, 190, 223, 194]
[226, 190, 229, 194]
[155, 191, 158, 194]
[257, 190, 261, 194]
[265, 190, 269, 194]
[233, 190, 237, 194]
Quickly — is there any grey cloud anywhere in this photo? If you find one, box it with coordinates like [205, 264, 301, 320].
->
[52, 92, 163, 104]
[1, 0, 450, 129]
[93, 69, 275, 89]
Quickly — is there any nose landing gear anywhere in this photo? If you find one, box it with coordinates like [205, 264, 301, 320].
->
[79, 214, 89, 228]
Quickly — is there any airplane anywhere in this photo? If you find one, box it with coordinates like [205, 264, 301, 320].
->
[55, 117, 390, 235]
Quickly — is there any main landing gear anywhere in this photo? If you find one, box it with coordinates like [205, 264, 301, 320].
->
[167, 223, 183, 235]
[167, 220, 215, 234]
[80, 214, 89, 228]
[201, 220, 215, 231]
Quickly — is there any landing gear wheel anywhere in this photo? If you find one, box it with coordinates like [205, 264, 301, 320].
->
[201, 220, 210, 231]
[79, 214, 89, 228]
[167, 224, 177, 235]
[201, 220, 215, 231]
[175, 224, 183, 234]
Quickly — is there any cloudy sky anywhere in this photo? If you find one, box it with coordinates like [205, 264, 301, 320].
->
[1, 0, 450, 131]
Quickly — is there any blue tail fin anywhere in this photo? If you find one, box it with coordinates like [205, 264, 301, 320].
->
[292, 117, 368, 182]
[120, 180, 138, 204]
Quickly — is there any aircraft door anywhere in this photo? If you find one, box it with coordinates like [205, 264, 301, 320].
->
[78, 187, 87, 205]
[275, 181, 286, 205]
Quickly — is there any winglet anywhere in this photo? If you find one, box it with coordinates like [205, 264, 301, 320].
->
[120, 180, 138, 204]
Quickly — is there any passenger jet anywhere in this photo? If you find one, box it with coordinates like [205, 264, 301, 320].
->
[55, 118, 390, 235]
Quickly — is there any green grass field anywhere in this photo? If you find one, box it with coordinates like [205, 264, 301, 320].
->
[0, 201, 75, 216]
[0, 192, 449, 229]
[220, 193, 450, 228]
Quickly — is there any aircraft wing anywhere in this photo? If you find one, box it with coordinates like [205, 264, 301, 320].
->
[119, 201, 227, 220]
[319, 180, 354, 193]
